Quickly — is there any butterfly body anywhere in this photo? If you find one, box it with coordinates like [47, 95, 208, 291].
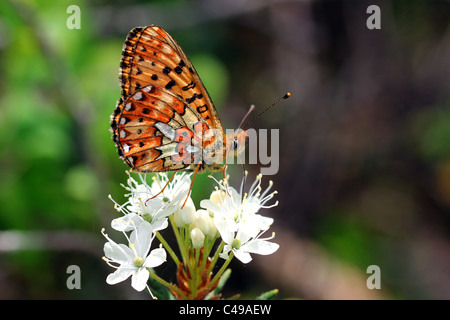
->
[111, 25, 244, 174]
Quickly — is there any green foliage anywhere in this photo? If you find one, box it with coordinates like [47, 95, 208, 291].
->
[315, 213, 378, 270]
[409, 106, 450, 162]
[255, 289, 279, 300]
[0, 0, 448, 300]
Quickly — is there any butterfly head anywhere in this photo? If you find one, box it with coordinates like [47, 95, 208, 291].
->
[225, 129, 247, 158]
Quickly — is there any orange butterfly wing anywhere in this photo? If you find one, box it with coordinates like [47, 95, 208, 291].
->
[111, 26, 225, 173]
[120, 26, 223, 133]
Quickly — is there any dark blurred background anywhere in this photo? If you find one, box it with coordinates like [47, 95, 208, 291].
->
[0, 0, 449, 299]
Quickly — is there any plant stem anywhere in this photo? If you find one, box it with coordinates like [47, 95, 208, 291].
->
[200, 237, 215, 273]
[193, 247, 201, 288]
[155, 231, 180, 266]
[209, 251, 234, 291]
[169, 215, 188, 265]
[207, 241, 225, 275]
[148, 270, 187, 300]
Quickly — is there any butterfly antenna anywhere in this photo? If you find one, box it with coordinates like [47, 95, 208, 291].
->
[243, 92, 291, 130]
[238, 104, 256, 130]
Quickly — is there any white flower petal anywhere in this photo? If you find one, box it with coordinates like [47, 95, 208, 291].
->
[106, 266, 134, 285]
[104, 242, 133, 264]
[236, 230, 251, 246]
[243, 197, 260, 215]
[130, 221, 153, 257]
[131, 268, 150, 291]
[111, 214, 143, 232]
[219, 244, 232, 260]
[244, 239, 279, 256]
[234, 249, 252, 264]
[255, 215, 274, 231]
[238, 215, 260, 239]
[214, 211, 237, 244]
[144, 248, 167, 268]
[200, 199, 222, 216]
[228, 187, 241, 203]
[150, 218, 168, 231]
[141, 196, 161, 208]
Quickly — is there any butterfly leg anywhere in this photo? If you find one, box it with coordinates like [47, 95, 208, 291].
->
[221, 164, 227, 181]
[219, 165, 233, 198]
[145, 171, 176, 204]
[181, 163, 201, 209]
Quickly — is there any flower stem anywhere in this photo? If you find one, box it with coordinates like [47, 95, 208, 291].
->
[148, 270, 187, 300]
[169, 215, 188, 265]
[209, 251, 234, 291]
[200, 237, 215, 273]
[207, 241, 225, 275]
[155, 231, 180, 266]
[193, 247, 201, 286]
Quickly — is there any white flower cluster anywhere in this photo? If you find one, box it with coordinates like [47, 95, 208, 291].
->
[102, 170, 279, 294]
[201, 173, 279, 263]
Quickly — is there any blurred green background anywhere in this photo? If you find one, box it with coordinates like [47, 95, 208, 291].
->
[0, 0, 449, 299]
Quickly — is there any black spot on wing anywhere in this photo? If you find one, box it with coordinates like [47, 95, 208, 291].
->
[165, 80, 176, 90]
[186, 93, 203, 104]
[174, 66, 183, 74]
[182, 81, 195, 91]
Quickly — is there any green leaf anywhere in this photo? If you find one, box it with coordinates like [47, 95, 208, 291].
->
[205, 268, 232, 300]
[255, 289, 279, 300]
[147, 273, 176, 300]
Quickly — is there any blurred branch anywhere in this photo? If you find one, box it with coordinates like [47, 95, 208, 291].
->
[0, 230, 102, 256]
[94, 0, 313, 35]
[253, 225, 387, 299]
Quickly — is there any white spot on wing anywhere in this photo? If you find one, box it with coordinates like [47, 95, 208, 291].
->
[133, 91, 143, 100]
[142, 85, 152, 93]
[155, 122, 176, 141]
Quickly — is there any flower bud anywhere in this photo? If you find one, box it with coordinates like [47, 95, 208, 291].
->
[210, 190, 225, 206]
[191, 209, 211, 236]
[173, 197, 196, 227]
[190, 227, 205, 249]
[207, 215, 218, 239]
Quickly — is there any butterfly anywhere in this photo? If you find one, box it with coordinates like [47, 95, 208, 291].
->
[111, 25, 290, 185]
[110, 25, 248, 178]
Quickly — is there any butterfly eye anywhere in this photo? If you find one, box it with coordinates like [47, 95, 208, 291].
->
[232, 138, 239, 150]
